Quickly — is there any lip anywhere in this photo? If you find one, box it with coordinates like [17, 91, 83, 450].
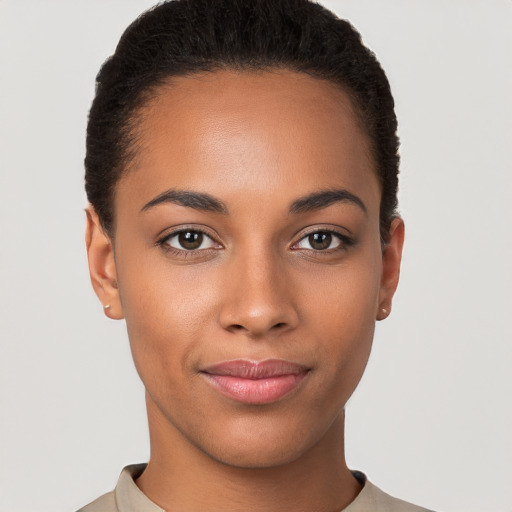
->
[200, 359, 310, 405]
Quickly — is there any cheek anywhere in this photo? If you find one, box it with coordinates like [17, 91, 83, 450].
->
[303, 251, 381, 393]
[116, 254, 222, 388]
[304, 244, 381, 329]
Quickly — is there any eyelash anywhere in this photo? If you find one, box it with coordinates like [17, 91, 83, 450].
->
[156, 227, 354, 257]
[156, 227, 221, 257]
[291, 228, 355, 253]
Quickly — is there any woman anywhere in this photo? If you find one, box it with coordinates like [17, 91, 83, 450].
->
[80, 0, 427, 510]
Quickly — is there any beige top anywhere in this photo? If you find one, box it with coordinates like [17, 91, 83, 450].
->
[78, 464, 433, 512]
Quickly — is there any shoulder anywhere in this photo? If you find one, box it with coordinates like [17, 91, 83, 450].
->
[364, 482, 433, 512]
[345, 472, 435, 512]
[76, 490, 117, 512]
[76, 464, 156, 512]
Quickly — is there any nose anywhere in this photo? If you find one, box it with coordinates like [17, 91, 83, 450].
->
[218, 250, 299, 338]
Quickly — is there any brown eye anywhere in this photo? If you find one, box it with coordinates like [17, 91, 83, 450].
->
[164, 230, 217, 251]
[308, 232, 332, 250]
[296, 231, 344, 251]
[178, 231, 203, 249]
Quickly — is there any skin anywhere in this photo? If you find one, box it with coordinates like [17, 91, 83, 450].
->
[86, 69, 404, 512]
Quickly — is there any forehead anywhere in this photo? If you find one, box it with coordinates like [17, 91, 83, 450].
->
[118, 69, 380, 216]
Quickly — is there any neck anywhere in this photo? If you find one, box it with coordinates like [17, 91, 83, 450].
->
[137, 397, 361, 512]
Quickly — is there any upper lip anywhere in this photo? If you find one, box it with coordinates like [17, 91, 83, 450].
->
[201, 359, 309, 379]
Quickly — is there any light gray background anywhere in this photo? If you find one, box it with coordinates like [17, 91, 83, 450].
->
[1, 1, 511, 511]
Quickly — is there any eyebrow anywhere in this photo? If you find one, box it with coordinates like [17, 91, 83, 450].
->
[141, 189, 229, 214]
[289, 189, 367, 215]
[140, 187, 366, 216]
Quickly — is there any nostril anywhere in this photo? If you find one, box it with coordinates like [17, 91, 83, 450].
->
[227, 322, 287, 333]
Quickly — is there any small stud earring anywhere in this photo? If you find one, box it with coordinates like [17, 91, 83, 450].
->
[103, 304, 111, 310]
[381, 307, 388, 315]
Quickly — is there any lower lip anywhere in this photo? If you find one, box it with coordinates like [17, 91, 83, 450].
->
[202, 372, 308, 404]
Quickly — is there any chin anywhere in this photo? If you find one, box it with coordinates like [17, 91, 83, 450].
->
[191, 414, 327, 470]
[203, 439, 308, 470]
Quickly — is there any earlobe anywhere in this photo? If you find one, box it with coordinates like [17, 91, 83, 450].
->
[377, 217, 405, 321]
[85, 206, 124, 320]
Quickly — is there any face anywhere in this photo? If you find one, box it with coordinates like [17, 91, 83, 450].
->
[86, 70, 403, 469]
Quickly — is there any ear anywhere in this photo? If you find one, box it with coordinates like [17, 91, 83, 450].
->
[85, 206, 124, 320]
[377, 217, 405, 321]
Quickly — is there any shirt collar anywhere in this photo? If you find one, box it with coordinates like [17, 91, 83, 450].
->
[115, 464, 165, 512]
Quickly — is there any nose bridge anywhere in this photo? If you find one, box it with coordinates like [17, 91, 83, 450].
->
[219, 244, 298, 336]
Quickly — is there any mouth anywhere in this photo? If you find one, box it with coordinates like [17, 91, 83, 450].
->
[200, 359, 310, 405]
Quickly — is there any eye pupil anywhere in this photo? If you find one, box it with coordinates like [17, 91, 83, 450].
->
[309, 232, 332, 250]
[179, 231, 203, 250]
